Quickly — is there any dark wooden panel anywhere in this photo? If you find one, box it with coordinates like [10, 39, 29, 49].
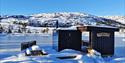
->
[53, 30, 82, 51]
[91, 31, 114, 56]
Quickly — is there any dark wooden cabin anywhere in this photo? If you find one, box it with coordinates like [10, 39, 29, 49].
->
[77, 26, 119, 56]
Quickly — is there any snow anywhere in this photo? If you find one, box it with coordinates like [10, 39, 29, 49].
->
[31, 45, 41, 51]
[85, 25, 119, 29]
[60, 49, 82, 54]
[26, 48, 32, 55]
[1, 12, 125, 30]
[103, 16, 125, 24]
[0, 35, 124, 63]
[0, 47, 106, 63]
[0, 32, 125, 63]
[109, 57, 125, 63]
[0, 12, 125, 63]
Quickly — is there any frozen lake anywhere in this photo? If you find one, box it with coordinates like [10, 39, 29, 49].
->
[0, 32, 125, 59]
[0, 34, 52, 52]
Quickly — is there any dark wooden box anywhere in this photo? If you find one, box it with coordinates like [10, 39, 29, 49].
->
[21, 41, 36, 51]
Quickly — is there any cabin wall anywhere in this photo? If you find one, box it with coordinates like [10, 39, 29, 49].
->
[90, 31, 114, 56]
[53, 30, 82, 51]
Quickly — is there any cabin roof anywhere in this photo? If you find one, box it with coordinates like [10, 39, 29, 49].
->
[77, 25, 119, 32]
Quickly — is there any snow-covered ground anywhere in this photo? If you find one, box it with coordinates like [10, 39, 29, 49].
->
[0, 12, 125, 63]
[0, 32, 124, 63]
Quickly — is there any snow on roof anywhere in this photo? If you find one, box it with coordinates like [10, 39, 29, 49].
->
[83, 25, 119, 29]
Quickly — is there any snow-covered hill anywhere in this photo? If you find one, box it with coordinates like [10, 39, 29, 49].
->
[0, 12, 124, 28]
[103, 16, 125, 24]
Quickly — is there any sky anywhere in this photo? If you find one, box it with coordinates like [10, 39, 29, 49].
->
[0, 0, 125, 16]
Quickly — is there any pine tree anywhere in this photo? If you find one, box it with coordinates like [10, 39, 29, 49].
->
[0, 24, 4, 33]
[8, 28, 12, 33]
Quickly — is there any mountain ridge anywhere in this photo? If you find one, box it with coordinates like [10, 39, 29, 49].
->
[0, 12, 125, 27]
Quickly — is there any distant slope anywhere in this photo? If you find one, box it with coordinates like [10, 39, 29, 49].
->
[103, 16, 125, 24]
[0, 12, 125, 27]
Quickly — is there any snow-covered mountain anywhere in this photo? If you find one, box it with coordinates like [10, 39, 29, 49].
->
[0, 12, 125, 28]
[102, 16, 125, 24]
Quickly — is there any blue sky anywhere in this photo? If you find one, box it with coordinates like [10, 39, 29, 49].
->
[0, 0, 125, 16]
